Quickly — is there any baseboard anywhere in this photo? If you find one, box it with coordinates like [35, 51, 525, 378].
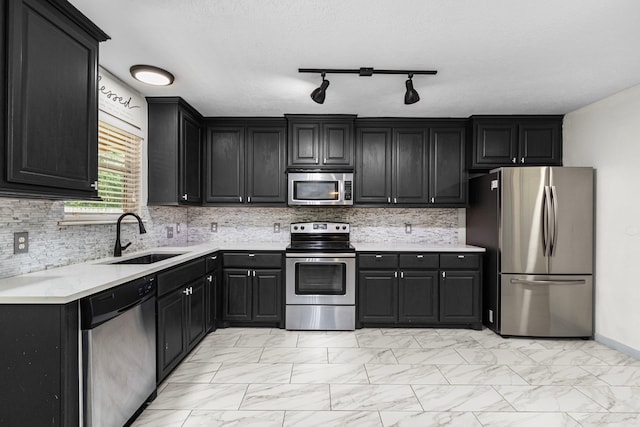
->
[595, 333, 640, 360]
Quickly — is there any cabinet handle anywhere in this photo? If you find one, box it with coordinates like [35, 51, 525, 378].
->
[183, 288, 189, 295]
[248, 196, 251, 203]
[211, 255, 217, 260]
[521, 157, 525, 163]
[442, 272, 446, 278]
[458, 255, 465, 259]
[253, 271, 256, 277]
[239, 196, 243, 202]
[375, 254, 383, 258]
[90, 181, 98, 190]
[394, 198, 397, 204]
[182, 194, 188, 200]
[401, 271, 404, 278]
[387, 197, 391, 203]
[248, 253, 255, 257]
[247, 271, 250, 277]
[417, 255, 423, 258]
[324, 157, 327, 164]
[207, 275, 213, 282]
[512, 157, 517, 164]
[431, 197, 435, 203]
[394, 271, 398, 278]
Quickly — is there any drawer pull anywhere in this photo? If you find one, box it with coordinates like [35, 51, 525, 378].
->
[458, 255, 465, 259]
[416, 255, 424, 258]
[375, 255, 383, 258]
[248, 253, 255, 257]
[211, 255, 217, 260]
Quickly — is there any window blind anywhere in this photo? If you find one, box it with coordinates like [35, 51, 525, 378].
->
[64, 121, 142, 215]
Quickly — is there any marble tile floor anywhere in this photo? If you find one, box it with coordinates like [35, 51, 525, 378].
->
[132, 327, 640, 427]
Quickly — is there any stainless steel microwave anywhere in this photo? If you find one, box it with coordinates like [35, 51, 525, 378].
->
[287, 172, 353, 206]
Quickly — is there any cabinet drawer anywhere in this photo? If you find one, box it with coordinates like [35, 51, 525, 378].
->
[439, 253, 481, 269]
[157, 258, 206, 297]
[358, 253, 398, 269]
[223, 252, 283, 268]
[205, 253, 220, 272]
[399, 253, 439, 269]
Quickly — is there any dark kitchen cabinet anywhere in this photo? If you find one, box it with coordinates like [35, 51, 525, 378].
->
[1, 0, 108, 200]
[0, 303, 80, 426]
[358, 252, 482, 328]
[286, 114, 356, 169]
[205, 253, 220, 332]
[355, 119, 467, 207]
[470, 116, 562, 169]
[148, 97, 203, 205]
[222, 252, 284, 326]
[205, 119, 286, 205]
[156, 256, 208, 382]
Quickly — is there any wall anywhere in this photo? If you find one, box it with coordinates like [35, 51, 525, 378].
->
[563, 83, 640, 355]
[0, 200, 187, 279]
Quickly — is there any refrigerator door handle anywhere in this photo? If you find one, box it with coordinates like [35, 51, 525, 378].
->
[550, 185, 559, 256]
[543, 186, 552, 256]
[510, 278, 586, 286]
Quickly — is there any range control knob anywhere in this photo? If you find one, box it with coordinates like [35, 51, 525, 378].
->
[336, 225, 340, 230]
[342, 225, 347, 230]
[301, 226, 305, 230]
[293, 226, 298, 230]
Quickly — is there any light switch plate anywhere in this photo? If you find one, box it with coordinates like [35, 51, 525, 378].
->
[405, 224, 412, 234]
[166, 226, 174, 238]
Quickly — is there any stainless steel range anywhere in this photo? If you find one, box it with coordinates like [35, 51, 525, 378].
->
[285, 222, 356, 330]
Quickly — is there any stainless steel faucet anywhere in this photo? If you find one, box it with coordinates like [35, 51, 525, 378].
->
[114, 213, 147, 257]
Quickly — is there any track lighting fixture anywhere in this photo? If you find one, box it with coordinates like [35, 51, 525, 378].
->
[404, 74, 420, 105]
[310, 72, 330, 104]
[300, 67, 436, 104]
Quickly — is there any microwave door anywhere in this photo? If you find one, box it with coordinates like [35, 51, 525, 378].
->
[294, 181, 339, 202]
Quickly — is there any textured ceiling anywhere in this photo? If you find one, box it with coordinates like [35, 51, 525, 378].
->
[70, 0, 640, 118]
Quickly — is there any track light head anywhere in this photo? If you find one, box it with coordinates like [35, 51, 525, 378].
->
[310, 73, 330, 104]
[404, 74, 420, 105]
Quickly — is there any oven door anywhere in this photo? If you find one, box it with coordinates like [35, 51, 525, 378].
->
[285, 253, 355, 305]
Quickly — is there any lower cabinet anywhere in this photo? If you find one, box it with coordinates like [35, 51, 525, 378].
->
[156, 256, 211, 383]
[358, 252, 482, 329]
[205, 253, 220, 332]
[221, 252, 283, 326]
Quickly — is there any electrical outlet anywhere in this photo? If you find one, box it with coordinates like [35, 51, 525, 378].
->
[405, 223, 412, 234]
[176, 223, 181, 233]
[14, 232, 29, 254]
[166, 226, 174, 238]
[274, 223, 280, 233]
[211, 222, 218, 232]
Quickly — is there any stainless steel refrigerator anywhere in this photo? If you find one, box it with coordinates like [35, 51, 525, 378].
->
[467, 167, 593, 337]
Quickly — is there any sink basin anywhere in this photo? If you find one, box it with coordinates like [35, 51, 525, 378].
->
[108, 252, 185, 265]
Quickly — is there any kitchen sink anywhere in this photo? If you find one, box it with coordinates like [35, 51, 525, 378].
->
[107, 252, 185, 265]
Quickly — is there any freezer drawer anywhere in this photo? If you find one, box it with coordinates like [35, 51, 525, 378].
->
[500, 274, 592, 337]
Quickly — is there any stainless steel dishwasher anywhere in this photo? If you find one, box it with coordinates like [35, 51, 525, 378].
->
[81, 275, 157, 427]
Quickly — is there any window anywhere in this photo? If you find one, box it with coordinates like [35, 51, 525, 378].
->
[64, 120, 142, 221]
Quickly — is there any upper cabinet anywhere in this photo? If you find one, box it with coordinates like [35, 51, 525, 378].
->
[355, 119, 467, 207]
[470, 116, 563, 170]
[147, 97, 203, 206]
[286, 114, 356, 170]
[204, 118, 287, 205]
[1, 0, 109, 199]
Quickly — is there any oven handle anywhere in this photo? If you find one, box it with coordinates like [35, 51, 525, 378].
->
[285, 252, 356, 258]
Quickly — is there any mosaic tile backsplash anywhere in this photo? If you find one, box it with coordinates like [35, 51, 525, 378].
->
[0, 201, 462, 280]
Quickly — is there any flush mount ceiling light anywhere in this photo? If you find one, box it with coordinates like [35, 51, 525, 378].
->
[129, 65, 175, 86]
[299, 67, 437, 105]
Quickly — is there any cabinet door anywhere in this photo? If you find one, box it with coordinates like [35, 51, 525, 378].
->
[186, 279, 206, 351]
[399, 270, 439, 324]
[6, 0, 98, 194]
[358, 270, 398, 323]
[355, 128, 392, 204]
[288, 122, 320, 167]
[205, 272, 217, 332]
[246, 127, 286, 204]
[179, 110, 202, 204]
[439, 271, 481, 324]
[430, 127, 467, 206]
[473, 121, 518, 168]
[519, 120, 562, 166]
[393, 129, 429, 204]
[205, 127, 245, 203]
[157, 289, 186, 381]
[252, 269, 282, 322]
[223, 269, 252, 321]
[322, 122, 353, 167]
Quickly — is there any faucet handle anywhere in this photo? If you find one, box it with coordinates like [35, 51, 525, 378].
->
[122, 242, 132, 251]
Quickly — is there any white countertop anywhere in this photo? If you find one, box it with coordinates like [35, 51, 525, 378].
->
[0, 241, 482, 304]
